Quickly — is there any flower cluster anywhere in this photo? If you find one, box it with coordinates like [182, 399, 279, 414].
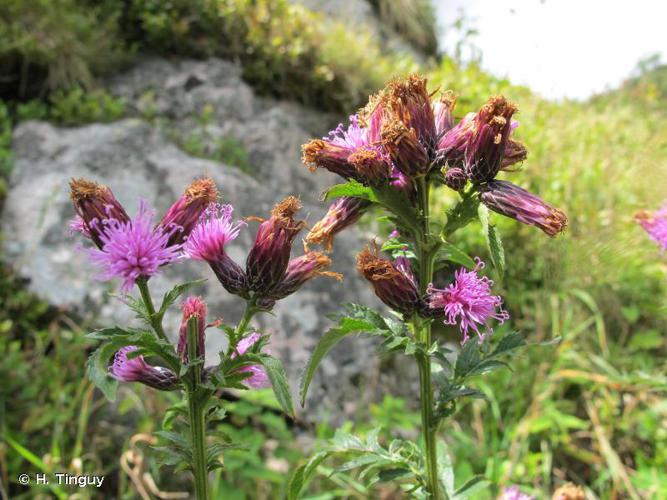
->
[302, 74, 567, 245]
[635, 202, 667, 251]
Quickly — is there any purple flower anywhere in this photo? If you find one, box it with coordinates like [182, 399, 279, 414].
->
[357, 243, 421, 314]
[69, 178, 130, 249]
[635, 202, 667, 251]
[444, 167, 467, 191]
[427, 258, 509, 343]
[184, 203, 248, 296]
[246, 197, 305, 296]
[158, 177, 218, 247]
[232, 333, 269, 388]
[479, 180, 568, 237]
[301, 113, 392, 184]
[270, 251, 342, 300]
[87, 200, 182, 292]
[306, 197, 372, 251]
[177, 296, 208, 363]
[500, 486, 535, 500]
[110, 346, 178, 391]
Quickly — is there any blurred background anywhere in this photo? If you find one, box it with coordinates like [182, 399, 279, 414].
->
[0, 0, 665, 498]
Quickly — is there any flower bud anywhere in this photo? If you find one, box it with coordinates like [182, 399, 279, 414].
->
[356, 244, 421, 314]
[306, 197, 371, 251]
[69, 178, 130, 249]
[433, 90, 457, 137]
[464, 96, 519, 183]
[246, 196, 305, 294]
[158, 177, 218, 246]
[110, 346, 178, 391]
[177, 296, 207, 363]
[479, 180, 568, 237]
[381, 120, 430, 178]
[270, 251, 342, 300]
[444, 167, 467, 191]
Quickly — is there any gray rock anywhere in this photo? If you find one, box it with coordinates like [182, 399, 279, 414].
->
[2, 117, 396, 421]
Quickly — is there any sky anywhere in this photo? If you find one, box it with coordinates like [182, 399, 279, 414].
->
[435, 0, 667, 100]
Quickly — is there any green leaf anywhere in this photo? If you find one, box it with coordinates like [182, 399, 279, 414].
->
[300, 306, 391, 406]
[454, 339, 481, 379]
[157, 279, 207, 319]
[86, 342, 120, 401]
[371, 184, 419, 234]
[323, 180, 377, 202]
[288, 451, 331, 500]
[257, 355, 294, 417]
[436, 240, 476, 270]
[478, 205, 505, 278]
[453, 475, 490, 499]
[437, 440, 455, 497]
[491, 332, 526, 357]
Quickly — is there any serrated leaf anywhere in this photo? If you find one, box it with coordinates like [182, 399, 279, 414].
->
[468, 359, 510, 376]
[378, 468, 411, 482]
[454, 339, 481, 378]
[86, 342, 120, 401]
[257, 355, 294, 416]
[435, 240, 476, 270]
[288, 451, 331, 500]
[157, 279, 207, 319]
[491, 332, 525, 357]
[478, 205, 505, 278]
[323, 181, 378, 202]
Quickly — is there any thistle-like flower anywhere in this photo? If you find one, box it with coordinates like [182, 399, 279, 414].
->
[177, 296, 208, 363]
[110, 346, 178, 391]
[86, 200, 182, 292]
[232, 332, 269, 388]
[270, 251, 342, 300]
[246, 197, 305, 295]
[635, 202, 667, 251]
[356, 244, 421, 314]
[301, 113, 391, 184]
[184, 203, 248, 296]
[479, 180, 568, 237]
[306, 197, 372, 251]
[438, 96, 526, 183]
[159, 177, 218, 246]
[427, 259, 509, 343]
[69, 178, 130, 249]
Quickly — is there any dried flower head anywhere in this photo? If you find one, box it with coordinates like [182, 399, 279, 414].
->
[159, 177, 218, 246]
[552, 483, 585, 500]
[480, 180, 568, 237]
[110, 346, 178, 391]
[635, 202, 667, 251]
[382, 74, 437, 147]
[87, 200, 182, 292]
[306, 197, 372, 251]
[177, 296, 208, 363]
[381, 119, 430, 178]
[357, 243, 421, 314]
[69, 178, 130, 249]
[270, 251, 342, 300]
[427, 258, 509, 343]
[246, 197, 306, 295]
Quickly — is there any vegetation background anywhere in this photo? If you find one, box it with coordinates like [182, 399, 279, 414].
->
[0, 0, 665, 498]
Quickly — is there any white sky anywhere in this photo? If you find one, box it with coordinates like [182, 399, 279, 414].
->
[435, 0, 667, 100]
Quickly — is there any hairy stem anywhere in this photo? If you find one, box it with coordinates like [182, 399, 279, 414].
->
[136, 277, 168, 342]
[415, 176, 442, 499]
[187, 316, 209, 500]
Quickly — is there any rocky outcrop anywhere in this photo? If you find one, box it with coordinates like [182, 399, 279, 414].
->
[1, 58, 421, 421]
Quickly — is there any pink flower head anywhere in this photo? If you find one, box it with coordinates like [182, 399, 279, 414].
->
[232, 333, 269, 388]
[500, 486, 535, 500]
[110, 346, 178, 390]
[427, 258, 509, 343]
[184, 203, 245, 262]
[177, 296, 208, 363]
[635, 202, 667, 251]
[87, 200, 182, 292]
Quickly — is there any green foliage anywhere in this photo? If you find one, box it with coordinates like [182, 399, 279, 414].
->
[369, 0, 438, 56]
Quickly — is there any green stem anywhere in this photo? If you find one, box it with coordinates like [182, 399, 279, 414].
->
[236, 297, 258, 337]
[187, 317, 209, 499]
[415, 177, 442, 499]
[136, 278, 168, 342]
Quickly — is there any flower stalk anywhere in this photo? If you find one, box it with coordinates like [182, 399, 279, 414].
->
[137, 277, 168, 342]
